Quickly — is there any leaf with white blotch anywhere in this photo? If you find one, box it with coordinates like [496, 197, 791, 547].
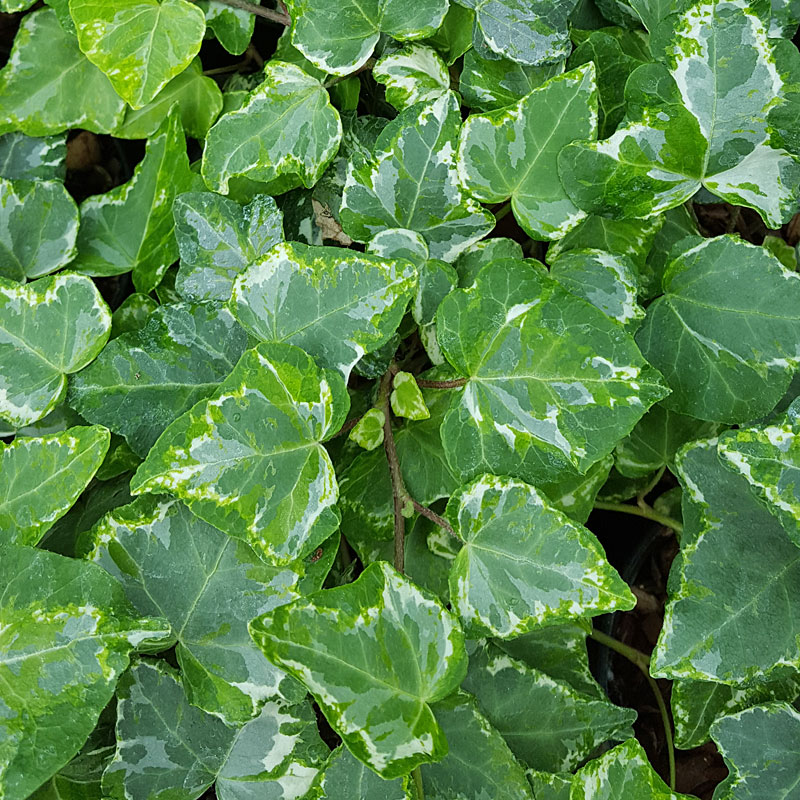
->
[422, 692, 533, 800]
[103, 659, 329, 800]
[436, 258, 668, 485]
[560, 0, 800, 227]
[447, 475, 634, 638]
[202, 62, 342, 199]
[615, 402, 722, 478]
[0, 425, 109, 546]
[230, 241, 416, 380]
[459, 48, 564, 112]
[0, 177, 78, 281]
[0, 273, 111, 427]
[710, 703, 800, 800]
[341, 91, 494, 261]
[770, 0, 800, 36]
[0, 544, 170, 800]
[0, 132, 66, 182]
[131, 342, 349, 565]
[70, 0, 206, 109]
[113, 58, 223, 140]
[349, 407, 385, 450]
[174, 192, 283, 303]
[528, 772, 571, 800]
[0, 9, 125, 135]
[718, 415, 800, 546]
[457, 65, 597, 240]
[87, 496, 304, 723]
[571, 739, 695, 799]
[72, 111, 195, 293]
[199, 0, 259, 55]
[462, 641, 636, 772]
[539, 453, 614, 524]
[68, 302, 249, 457]
[636, 236, 800, 423]
[549, 248, 644, 329]
[374, 44, 450, 111]
[454, 237, 523, 287]
[250, 561, 468, 779]
[286, 0, 448, 76]
[672, 671, 800, 749]
[391, 372, 430, 420]
[320, 747, 411, 800]
[652, 439, 800, 683]
[461, 0, 579, 66]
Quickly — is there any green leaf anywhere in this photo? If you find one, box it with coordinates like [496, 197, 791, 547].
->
[0, 425, 109, 546]
[436, 258, 668, 485]
[571, 738, 695, 799]
[457, 65, 597, 240]
[70, 0, 206, 109]
[199, 0, 258, 55]
[72, 111, 195, 293]
[447, 475, 634, 637]
[0, 9, 126, 135]
[0, 132, 66, 182]
[528, 772, 571, 800]
[635, 236, 800, 423]
[109, 292, 158, 338]
[462, 0, 579, 66]
[453, 237, 523, 288]
[0, 273, 111, 427]
[202, 62, 342, 199]
[230, 241, 417, 379]
[374, 44, 450, 111]
[349, 407, 385, 450]
[321, 747, 410, 799]
[131, 342, 349, 565]
[340, 91, 494, 261]
[559, 0, 800, 227]
[539, 452, 614, 524]
[423, 691, 534, 800]
[250, 560, 468, 779]
[174, 191, 284, 302]
[0, 177, 78, 281]
[285, 0, 448, 76]
[86, 496, 304, 722]
[710, 703, 800, 800]
[68, 302, 249, 457]
[672, 672, 800, 749]
[652, 439, 800, 683]
[423, 3, 475, 64]
[462, 640, 637, 771]
[459, 48, 564, 112]
[639, 204, 699, 300]
[0, 543, 170, 800]
[391, 372, 430, 420]
[113, 57, 223, 140]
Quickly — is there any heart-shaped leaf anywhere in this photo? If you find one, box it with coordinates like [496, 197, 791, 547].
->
[373, 44, 450, 111]
[0, 132, 66, 182]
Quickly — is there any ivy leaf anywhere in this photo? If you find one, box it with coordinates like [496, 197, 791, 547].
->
[462, 640, 637, 772]
[340, 91, 494, 261]
[373, 44, 450, 111]
[86, 496, 304, 723]
[72, 111, 195, 293]
[0, 425, 109, 546]
[230, 241, 417, 379]
[559, 0, 800, 226]
[320, 746, 411, 799]
[0, 132, 66, 182]
[454, 236, 523, 287]
[538, 453, 614, 524]
[422, 692, 533, 800]
[457, 65, 597, 240]
[0, 543, 170, 800]
[349, 407, 385, 450]
[391, 372, 430, 420]
[0, 9, 125, 135]
[653, 439, 800, 683]
[285, 0, 448, 76]
[436, 258, 668, 485]
[635, 236, 800, 423]
[68, 302, 248, 458]
[131, 342, 349, 565]
[250, 560, 468, 779]
[174, 192, 284, 303]
[0, 177, 78, 281]
[198, 0, 258, 55]
[447, 475, 634, 637]
[423, 3, 474, 64]
[202, 62, 342, 199]
[69, 0, 206, 109]
[459, 0, 579, 66]
[0, 273, 111, 427]
[710, 703, 800, 800]
[109, 292, 158, 338]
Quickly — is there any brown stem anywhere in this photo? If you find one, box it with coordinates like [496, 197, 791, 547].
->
[204, 0, 290, 25]
[410, 499, 456, 538]
[331, 415, 362, 439]
[415, 377, 468, 389]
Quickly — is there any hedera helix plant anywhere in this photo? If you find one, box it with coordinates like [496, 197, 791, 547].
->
[3, 0, 800, 797]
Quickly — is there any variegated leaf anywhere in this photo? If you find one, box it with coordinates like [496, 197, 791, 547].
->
[320, 747, 411, 799]
[0, 131, 66, 182]
[374, 44, 450, 111]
